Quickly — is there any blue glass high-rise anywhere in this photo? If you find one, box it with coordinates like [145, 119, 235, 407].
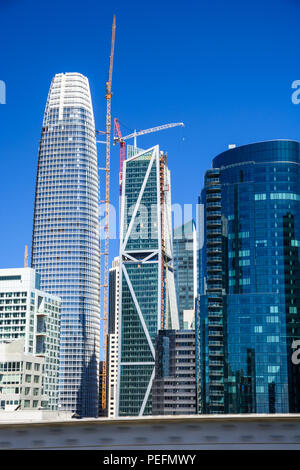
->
[173, 220, 197, 328]
[197, 140, 300, 414]
[31, 73, 100, 417]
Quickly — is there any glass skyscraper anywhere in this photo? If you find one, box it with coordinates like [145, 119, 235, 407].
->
[197, 140, 300, 414]
[31, 72, 100, 417]
[117, 145, 179, 416]
[173, 220, 197, 328]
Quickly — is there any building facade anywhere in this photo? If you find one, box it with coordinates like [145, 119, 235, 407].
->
[31, 72, 100, 416]
[197, 140, 300, 414]
[0, 268, 60, 410]
[107, 257, 119, 418]
[173, 220, 197, 328]
[0, 339, 47, 411]
[152, 329, 196, 415]
[117, 145, 179, 416]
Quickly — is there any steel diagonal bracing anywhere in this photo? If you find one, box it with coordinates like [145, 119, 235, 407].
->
[121, 148, 156, 251]
[139, 368, 155, 416]
[122, 264, 155, 359]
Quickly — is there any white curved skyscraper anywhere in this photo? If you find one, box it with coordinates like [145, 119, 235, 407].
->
[32, 73, 100, 416]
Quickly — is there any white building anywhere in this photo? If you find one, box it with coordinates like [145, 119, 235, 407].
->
[0, 339, 47, 411]
[0, 268, 60, 410]
[107, 257, 119, 418]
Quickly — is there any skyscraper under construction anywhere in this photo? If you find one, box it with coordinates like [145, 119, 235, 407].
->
[117, 145, 179, 416]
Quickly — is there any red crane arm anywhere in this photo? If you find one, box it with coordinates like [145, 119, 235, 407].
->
[114, 118, 126, 191]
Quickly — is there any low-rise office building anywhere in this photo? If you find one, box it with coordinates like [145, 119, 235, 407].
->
[0, 339, 47, 411]
[0, 268, 60, 410]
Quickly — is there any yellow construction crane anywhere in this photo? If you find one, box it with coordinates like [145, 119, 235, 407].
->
[100, 14, 116, 414]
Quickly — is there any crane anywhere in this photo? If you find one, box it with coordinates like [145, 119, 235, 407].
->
[99, 14, 116, 415]
[114, 120, 184, 192]
[24, 244, 28, 268]
[114, 118, 125, 189]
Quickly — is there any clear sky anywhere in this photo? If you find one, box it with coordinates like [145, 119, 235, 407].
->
[1, 0, 300, 268]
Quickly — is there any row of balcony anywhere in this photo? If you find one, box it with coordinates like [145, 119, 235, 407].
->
[208, 341, 223, 346]
[209, 390, 224, 397]
[209, 321, 223, 326]
[207, 266, 223, 274]
[208, 350, 224, 357]
[206, 201, 221, 209]
[206, 196, 221, 205]
[209, 380, 224, 386]
[209, 372, 224, 378]
[208, 330, 223, 337]
[207, 274, 222, 281]
[207, 285, 222, 292]
[210, 401, 224, 406]
[206, 176, 220, 183]
[207, 238, 222, 246]
[206, 185, 221, 193]
[207, 229, 222, 237]
[207, 211, 221, 219]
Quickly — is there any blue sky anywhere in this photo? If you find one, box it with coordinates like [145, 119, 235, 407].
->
[0, 0, 300, 267]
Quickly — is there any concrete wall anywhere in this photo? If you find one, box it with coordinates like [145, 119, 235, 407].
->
[0, 414, 300, 449]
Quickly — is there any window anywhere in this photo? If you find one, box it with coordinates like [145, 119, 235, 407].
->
[268, 366, 280, 373]
[267, 316, 279, 323]
[239, 259, 250, 266]
[270, 192, 300, 201]
[0, 276, 21, 281]
[239, 278, 250, 285]
[267, 336, 279, 343]
[238, 250, 250, 257]
[255, 194, 266, 200]
[256, 240, 267, 247]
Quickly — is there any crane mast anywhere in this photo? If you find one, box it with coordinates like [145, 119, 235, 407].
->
[101, 14, 116, 414]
